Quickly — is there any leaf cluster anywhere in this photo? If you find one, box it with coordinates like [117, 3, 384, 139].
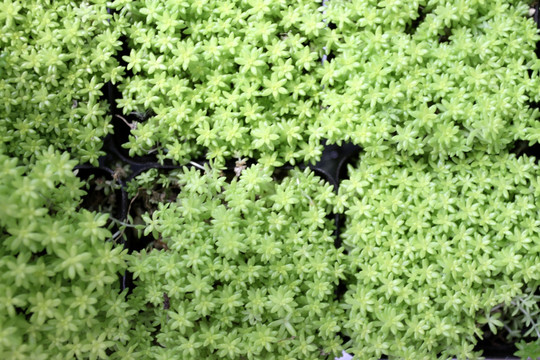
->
[0, 148, 131, 360]
[126, 165, 346, 359]
[0, 1, 124, 165]
[112, 0, 327, 166]
[338, 148, 540, 359]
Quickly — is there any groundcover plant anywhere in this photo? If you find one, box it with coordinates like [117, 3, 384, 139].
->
[338, 149, 540, 359]
[321, 0, 540, 158]
[0, 148, 130, 360]
[1, 0, 540, 359]
[124, 165, 346, 359]
[0, 0, 123, 165]
[112, 0, 327, 166]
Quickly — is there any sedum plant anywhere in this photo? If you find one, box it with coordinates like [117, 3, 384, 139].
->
[125, 164, 346, 359]
[0, 1, 124, 165]
[514, 339, 540, 360]
[0, 147, 131, 360]
[1, 1, 539, 358]
[495, 285, 540, 358]
[337, 148, 540, 359]
[112, 0, 327, 167]
[321, 0, 540, 158]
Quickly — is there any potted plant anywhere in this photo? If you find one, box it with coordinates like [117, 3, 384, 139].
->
[111, 0, 327, 167]
[118, 164, 345, 359]
[0, 1, 123, 165]
[338, 149, 540, 359]
[0, 148, 130, 359]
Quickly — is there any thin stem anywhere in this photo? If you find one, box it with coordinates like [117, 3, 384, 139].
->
[503, 324, 515, 335]
[296, 177, 314, 205]
[109, 190, 140, 243]
[514, 300, 540, 338]
[111, 230, 124, 242]
[189, 161, 206, 171]
[109, 216, 139, 228]
[116, 114, 137, 130]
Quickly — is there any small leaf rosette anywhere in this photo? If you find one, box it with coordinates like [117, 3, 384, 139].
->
[126, 164, 346, 359]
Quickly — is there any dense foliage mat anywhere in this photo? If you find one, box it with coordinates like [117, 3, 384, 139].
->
[125, 165, 345, 359]
[0, 148, 129, 359]
[1, 0, 540, 359]
[0, 1, 123, 164]
[322, 0, 540, 158]
[112, 0, 327, 166]
[338, 149, 540, 359]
